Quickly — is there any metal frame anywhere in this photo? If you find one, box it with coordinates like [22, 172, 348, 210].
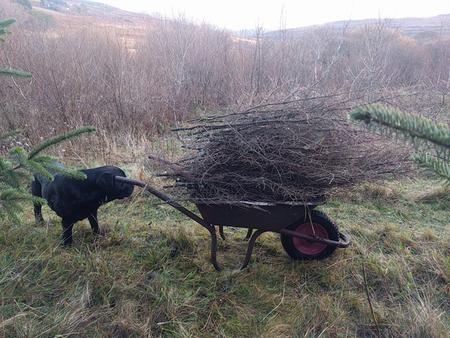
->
[115, 176, 350, 271]
[280, 229, 350, 248]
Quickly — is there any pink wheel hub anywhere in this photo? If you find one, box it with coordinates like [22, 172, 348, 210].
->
[292, 223, 329, 255]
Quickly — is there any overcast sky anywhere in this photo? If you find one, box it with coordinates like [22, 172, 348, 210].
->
[97, 0, 450, 30]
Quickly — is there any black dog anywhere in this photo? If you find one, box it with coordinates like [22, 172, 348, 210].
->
[32, 165, 134, 245]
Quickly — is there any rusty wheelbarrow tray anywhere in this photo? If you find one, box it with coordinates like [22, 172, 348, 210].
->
[115, 176, 350, 271]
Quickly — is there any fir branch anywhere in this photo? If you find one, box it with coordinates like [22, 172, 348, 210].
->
[350, 104, 450, 149]
[0, 18, 31, 77]
[28, 126, 95, 159]
[0, 18, 16, 29]
[1, 127, 94, 221]
[414, 153, 450, 183]
[8, 146, 28, 172]
[0, 67, 31, 77]
[22, 159, 53, 180]
[0, 18, 16, 41]
[0, 187, 44, 222]
[0, 163, 28, 188]
[0, 187, 41, 203]
[36, 158, 86, 180]
[0, 19, 95, 222]
[350, 104, 450, 183]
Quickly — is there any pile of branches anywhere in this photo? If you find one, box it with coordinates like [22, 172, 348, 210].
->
[151, 94, 411, 204]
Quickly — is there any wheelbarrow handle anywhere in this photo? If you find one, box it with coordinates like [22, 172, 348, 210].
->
[115, 176, 223, 271]
[115, 176, 209, 228]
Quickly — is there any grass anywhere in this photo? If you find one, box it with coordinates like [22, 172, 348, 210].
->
[0, 177, 448, 337]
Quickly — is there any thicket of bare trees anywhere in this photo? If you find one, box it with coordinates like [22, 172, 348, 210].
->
[1, 2, 449, 142]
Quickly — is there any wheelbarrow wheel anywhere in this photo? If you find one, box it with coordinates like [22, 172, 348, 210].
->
[281, 210, 339, 260]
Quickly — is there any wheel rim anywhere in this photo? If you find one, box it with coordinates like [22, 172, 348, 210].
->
[292, 222, 329, 255]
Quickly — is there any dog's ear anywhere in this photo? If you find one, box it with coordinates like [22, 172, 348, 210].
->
[95, 173, 115, 195]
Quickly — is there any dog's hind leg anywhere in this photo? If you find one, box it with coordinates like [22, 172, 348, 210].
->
[31, 179, 44, 224]
[88, 209, 101, 235]
[61, 219, 74, 246]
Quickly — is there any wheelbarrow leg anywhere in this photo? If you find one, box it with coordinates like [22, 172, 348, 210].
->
[208, 226, 222, 271]
[218, 226, 226, 240]
[244, 228, 253, 241]
[241, 229, 266, 269]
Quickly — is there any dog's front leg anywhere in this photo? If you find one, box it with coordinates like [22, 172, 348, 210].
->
[61, 219, 74, 246]
[34, 203, 44, 224]
[31, 180, 44, 224]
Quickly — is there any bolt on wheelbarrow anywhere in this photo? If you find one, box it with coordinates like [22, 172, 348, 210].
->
[115, 176, 350, 271]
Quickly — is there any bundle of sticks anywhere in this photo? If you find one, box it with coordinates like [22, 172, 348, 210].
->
[151, 94, 411, 204]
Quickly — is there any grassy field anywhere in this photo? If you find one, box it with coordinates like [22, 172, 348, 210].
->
[0, 176, 448, 337]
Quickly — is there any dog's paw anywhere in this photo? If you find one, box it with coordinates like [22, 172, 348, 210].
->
[94, 228, 107, 237]
[60, 239, 73, 247]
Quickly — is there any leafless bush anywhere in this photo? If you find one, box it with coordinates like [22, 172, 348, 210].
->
[0, 3, 449, 145]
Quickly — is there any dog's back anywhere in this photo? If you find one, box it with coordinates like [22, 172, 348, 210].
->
[42, 171, 104, 220]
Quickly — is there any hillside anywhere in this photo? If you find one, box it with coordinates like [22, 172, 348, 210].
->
[19, 0, 159, 50]
[33, 0, 152, 23]
[267, 14, 450, 39]
[18, 1, 450, 41]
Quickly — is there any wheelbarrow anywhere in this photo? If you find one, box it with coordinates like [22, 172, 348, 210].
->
[115, 176, 350, 271]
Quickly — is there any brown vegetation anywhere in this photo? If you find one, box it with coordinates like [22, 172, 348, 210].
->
[1, 0, 449, 147]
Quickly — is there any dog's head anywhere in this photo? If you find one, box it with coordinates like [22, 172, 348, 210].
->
[96, 171, 134, 202]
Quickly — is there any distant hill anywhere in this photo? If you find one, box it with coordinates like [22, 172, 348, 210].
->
[23, 1, 450, 42]
[265, 14, 450, 39]
[34, 0, 151, 22]
[25, 0, 163, 51]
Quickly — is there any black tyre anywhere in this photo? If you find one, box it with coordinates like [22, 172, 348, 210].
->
[280, 210, 339, 260]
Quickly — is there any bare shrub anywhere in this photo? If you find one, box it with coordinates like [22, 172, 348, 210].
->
[0, 5, 449, 147]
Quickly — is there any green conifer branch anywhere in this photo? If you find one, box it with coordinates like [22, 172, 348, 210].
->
[0, 18, 31, 77]
[28, 126, 96, 159]
[414, 153, 450, 183]
[0, 18, 16, 28]
[0, 67, 32, 77]
[350, 104, 450, 149]
[0, 18, 96, 221]
[1, 127, 95, 221]
[350, 104, 450, 183]
[0, 18, 16, 40]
